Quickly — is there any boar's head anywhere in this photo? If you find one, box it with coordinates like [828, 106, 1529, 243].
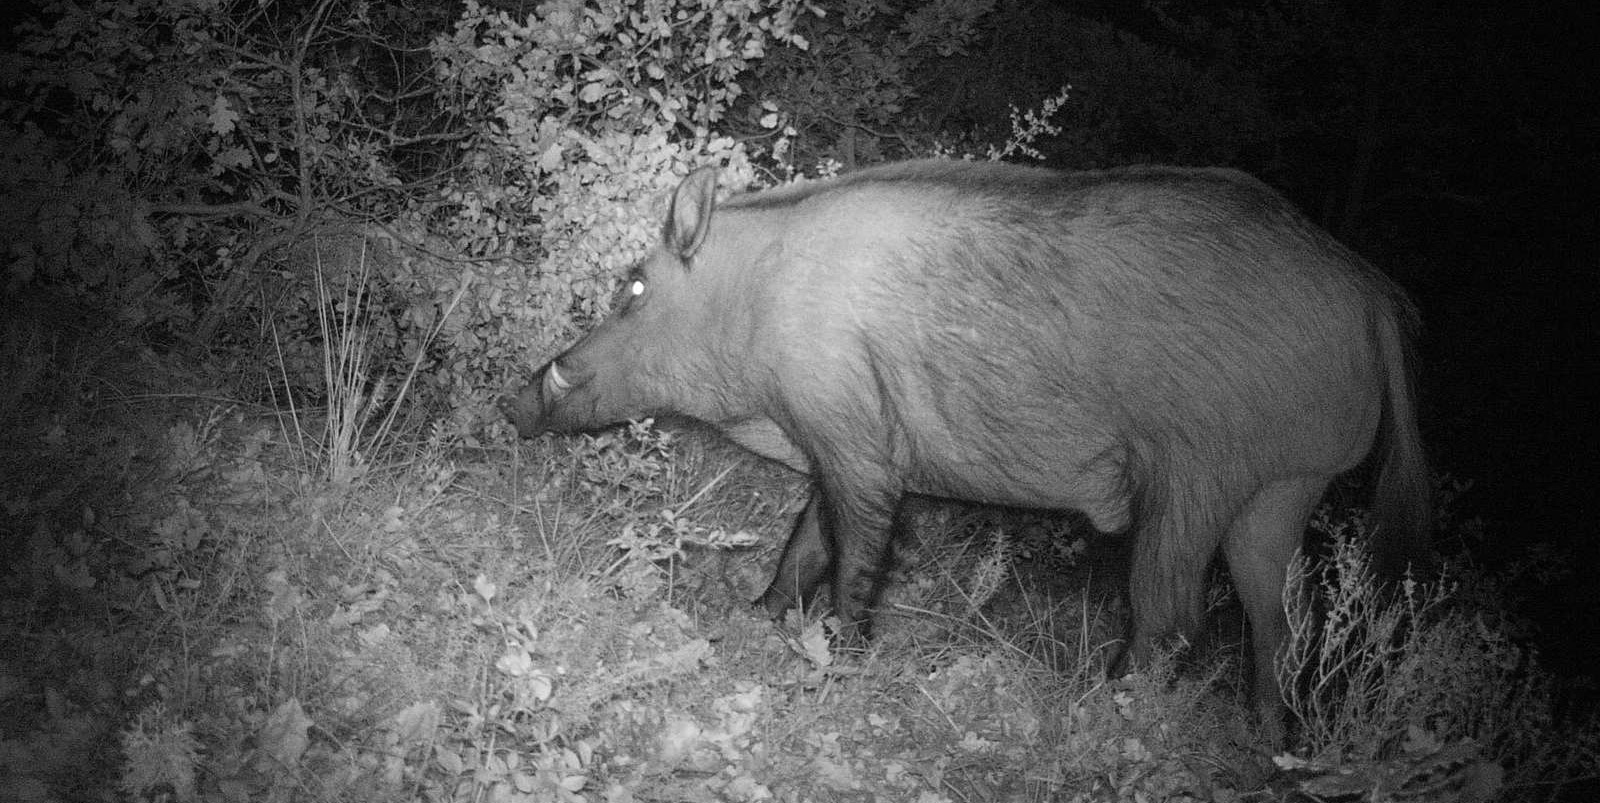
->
[500, 167, 740, 437]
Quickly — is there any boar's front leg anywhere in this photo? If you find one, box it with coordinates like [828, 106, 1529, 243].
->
[757, 480, 902, 640]
[815, 473, 902, 641]
[758, 493, 829, 617]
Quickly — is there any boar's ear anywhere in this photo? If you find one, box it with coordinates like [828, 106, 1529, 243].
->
[665, 167, 718, 263]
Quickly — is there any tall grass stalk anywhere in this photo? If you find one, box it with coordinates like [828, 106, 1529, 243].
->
[315, 244, 385, 484]
[272, 238, 471, 485]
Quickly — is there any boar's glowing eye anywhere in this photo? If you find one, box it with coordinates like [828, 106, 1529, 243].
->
[630, 279, 646, 298]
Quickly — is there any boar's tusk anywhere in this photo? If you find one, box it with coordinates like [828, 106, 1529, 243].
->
[545, 362, 573, 394]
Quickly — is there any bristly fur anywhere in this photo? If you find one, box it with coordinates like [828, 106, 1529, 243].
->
[503, 159, 1431, 740]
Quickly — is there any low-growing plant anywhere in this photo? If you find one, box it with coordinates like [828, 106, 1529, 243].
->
[1279, 514, 1600, 801]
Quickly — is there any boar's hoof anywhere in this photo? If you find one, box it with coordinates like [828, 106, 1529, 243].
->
[755, 586, 802, 620]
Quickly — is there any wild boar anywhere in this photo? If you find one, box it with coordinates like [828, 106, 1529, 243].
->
[502, 159, 1430, 734]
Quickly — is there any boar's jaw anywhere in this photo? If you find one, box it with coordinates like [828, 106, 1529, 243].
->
[527, 357, 624, 434]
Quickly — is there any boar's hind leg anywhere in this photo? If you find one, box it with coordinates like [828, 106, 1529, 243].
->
[1222, 475, 1330, 744]
[758, 494, 828, 617]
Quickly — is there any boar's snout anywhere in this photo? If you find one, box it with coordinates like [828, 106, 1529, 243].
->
[497, 382, 542, 437]
[499, 359, 592, 437]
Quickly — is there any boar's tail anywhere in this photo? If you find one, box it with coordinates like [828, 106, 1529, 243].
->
[1366, 300, 1433, 579]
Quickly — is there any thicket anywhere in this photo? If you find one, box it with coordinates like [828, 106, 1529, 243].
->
[1, 0, 1057, 438]
[4, 0, 821, 435]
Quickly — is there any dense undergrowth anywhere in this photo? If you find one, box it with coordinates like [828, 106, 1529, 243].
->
[2, 285, 1597, 803]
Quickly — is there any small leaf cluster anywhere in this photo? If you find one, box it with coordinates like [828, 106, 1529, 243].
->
[744, 0, 999, 170]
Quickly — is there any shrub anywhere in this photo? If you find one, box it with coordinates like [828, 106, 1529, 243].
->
[1280, 515, 1599, 801]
